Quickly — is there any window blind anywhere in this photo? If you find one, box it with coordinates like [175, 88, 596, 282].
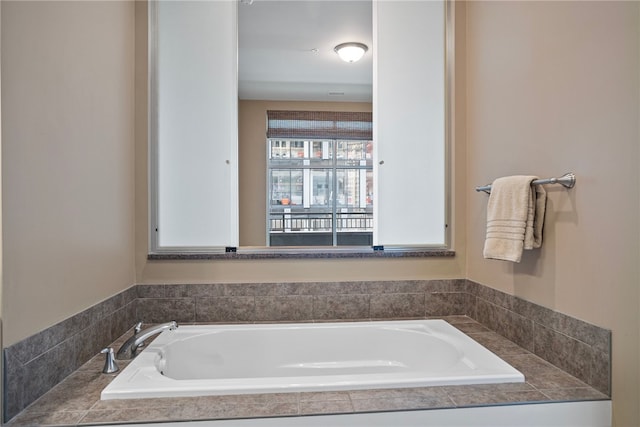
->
[267, 110, 372, 140]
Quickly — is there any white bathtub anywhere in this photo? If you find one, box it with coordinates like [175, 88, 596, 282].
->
[101, 319, 524, 400]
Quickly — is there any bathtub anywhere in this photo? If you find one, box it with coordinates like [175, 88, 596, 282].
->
[101, 319, 524, 400]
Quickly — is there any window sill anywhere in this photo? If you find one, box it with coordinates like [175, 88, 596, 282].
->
[147, 248, 455, 260]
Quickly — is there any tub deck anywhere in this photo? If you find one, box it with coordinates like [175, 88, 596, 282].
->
[6, 316, 609, 426]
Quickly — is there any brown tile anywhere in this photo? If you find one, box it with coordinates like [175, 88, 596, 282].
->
[8, 410, 87, 426]
[502, 354, 589, 389]
[425, 292, 471, 317]
[195, 393, 299, 406]
[22, 339, 77, 410]
[136, 297, 196, 323]
[80, 407, 192, 424]
[187, 401, 299, 419]
[299, 391, 351, 402]
[475, 299, 534, 351]
[264, 282, 314, 296]
[300, 399, 354, 415]
[137, 284, 166, 298]
[439, 382, 535, 395]
[474, 284, 516, 310]
[423, 279, 460, 293]
[91, 396, 199, 410]
[254, 296, 314, 321]
[450, 321, 491, 334]
[539, 387, 610, 401]
[366, 280, 426, 294]
[196, 296, 255, 322]
[167, 283, 225, 297]
[3, 350, 25, 421]
[73, 318, 116, 370]
[590, 348, 611, 396]
[448, 389, 550, 407]
[221, 282, 263, 296]
[26, 371, 112, 413]
[350, 388, 454, 411]
[467, 332, 530, 357]
[307, 281, 370, 295]
[440, 315, 477, 325]
[370, 293, 425, 318]
[348, 387, 447, 400]
[533, 324, 592, 386]
[554, 315, 611, 355]
[313, 294, 370, 320]
[514, 298, 611, 354]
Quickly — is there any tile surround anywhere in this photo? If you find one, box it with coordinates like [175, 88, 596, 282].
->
[6, 317, 609, 426]
[3, 279, 612, 423]
[3, 287, 137, 422]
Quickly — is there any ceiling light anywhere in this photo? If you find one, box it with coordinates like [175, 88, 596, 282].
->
[334, 42, 368, 63]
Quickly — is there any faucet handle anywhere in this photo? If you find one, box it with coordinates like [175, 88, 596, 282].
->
[133, 321, 146, 348]
[100, 347, 119, 374]
[134, 321, 143, 334]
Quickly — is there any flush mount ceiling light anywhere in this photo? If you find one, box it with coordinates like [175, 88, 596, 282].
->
[334, 42, 368, 63]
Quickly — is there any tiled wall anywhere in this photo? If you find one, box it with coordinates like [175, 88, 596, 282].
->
[3, 279, 611, 422]
[136, 280, 472, 323]
[468, 281, 611, 395]
[3, 287, 137, 422]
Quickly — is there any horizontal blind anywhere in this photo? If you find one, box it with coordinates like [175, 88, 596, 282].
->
[267, 110, 372, 140]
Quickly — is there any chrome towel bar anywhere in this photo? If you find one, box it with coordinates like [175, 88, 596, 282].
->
[475, 172, 576, 194]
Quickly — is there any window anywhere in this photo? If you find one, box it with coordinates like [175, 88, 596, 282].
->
[266, 111, 373, 246]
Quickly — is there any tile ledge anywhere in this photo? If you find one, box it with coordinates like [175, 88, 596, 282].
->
[148, 249, 455, 260]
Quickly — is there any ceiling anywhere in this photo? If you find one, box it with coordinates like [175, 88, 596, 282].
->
[238, 0, 373, 103]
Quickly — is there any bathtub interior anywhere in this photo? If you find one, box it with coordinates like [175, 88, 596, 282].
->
[101, 319, 524, 400]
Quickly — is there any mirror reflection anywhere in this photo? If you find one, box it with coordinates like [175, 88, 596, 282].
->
[238, 0, 373, 102]
[238, 0, 374, 247]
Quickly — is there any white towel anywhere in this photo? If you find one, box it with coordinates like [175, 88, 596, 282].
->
[483, 176, 547, 262]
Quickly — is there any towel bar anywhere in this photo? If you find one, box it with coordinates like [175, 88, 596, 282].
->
[475, 172, 576, 194]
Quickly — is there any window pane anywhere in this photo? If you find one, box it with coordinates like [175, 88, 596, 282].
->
[311, 169, 333, 207]
[270, 169, 303, 206]
[310, 141, 333, 160]
[336, 140, 372, 166]
[270, 140, 289, 159]
[290, 140, 305, 159]
[366, 170, 373, 207]
[336, 169, 363, 208]
[290, 170, 303, 205]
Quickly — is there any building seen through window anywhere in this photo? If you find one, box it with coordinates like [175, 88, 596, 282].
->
[267, 111, 373, 246]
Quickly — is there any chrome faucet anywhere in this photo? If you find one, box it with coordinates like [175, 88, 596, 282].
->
[116, 321, 178, 360]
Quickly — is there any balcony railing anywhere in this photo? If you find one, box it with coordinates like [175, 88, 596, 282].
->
[269, 211, 373, 233]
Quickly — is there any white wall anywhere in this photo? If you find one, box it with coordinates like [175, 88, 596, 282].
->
[1, 1, 136, 346]
[464, 2, 640, 425]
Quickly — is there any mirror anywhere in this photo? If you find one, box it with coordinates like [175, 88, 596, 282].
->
[150, 0, 448, 252]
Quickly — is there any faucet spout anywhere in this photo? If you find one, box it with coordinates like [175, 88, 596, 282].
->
[116, 321, 178, 360]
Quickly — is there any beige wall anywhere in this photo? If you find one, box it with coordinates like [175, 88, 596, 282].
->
[1, 1, 137, 346]
[464, 2, 640, 425]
